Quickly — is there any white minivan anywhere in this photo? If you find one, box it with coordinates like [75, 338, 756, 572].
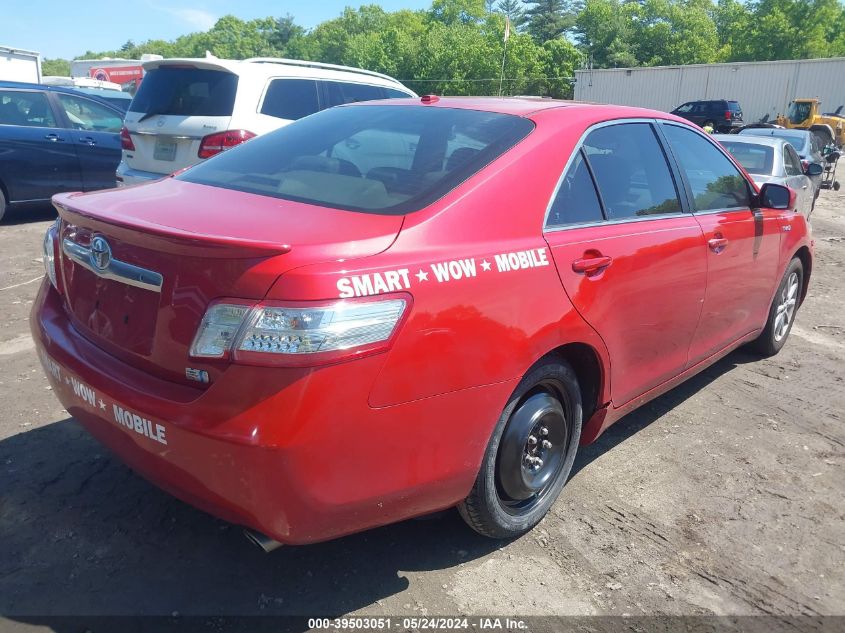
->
[116, 56, 417, 186]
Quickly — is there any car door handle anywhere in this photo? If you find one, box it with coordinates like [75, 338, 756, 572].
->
[708, 237, 729, 252]
[44, 133, 64, 142]
[572, 255, 613, 274]
[78, 136, 97, 145]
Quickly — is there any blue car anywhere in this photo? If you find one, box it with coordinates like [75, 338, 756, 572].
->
[0, 81, 124, 221]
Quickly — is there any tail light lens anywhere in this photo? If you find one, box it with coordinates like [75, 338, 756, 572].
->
[724, 110, 732, 121]
[190, 296, 408, 366]
[198, 130, 256, 159]
[120, 126, 135, 151]
[42, 219, 60, 290]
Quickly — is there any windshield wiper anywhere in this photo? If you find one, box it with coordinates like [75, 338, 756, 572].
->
[137, 110, 168, 123]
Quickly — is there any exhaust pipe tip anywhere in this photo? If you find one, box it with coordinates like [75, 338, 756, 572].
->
[244, 528, 283, 553]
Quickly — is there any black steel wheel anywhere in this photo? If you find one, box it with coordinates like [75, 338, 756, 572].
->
[459, 359, 582, 539]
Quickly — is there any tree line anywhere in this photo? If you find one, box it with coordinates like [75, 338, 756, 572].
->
[41, 0, 845, 99]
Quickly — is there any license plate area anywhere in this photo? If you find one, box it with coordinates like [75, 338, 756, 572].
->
[153, 138, 177, 162]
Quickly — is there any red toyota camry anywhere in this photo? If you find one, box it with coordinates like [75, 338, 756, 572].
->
[32, 97, 812, 548]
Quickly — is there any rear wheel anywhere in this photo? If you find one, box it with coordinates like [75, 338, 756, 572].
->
[751, 257, 803, 356]
[458, 359, 582, 539]
[0, 188, 6, 223]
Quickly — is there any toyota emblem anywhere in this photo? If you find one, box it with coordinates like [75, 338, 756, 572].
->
[90, 236, 112, 271]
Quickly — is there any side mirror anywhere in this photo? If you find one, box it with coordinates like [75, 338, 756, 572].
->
[805, 162, 823, 176]
[758, 182, 795, 210]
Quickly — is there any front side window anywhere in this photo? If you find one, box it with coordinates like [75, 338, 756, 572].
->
[674, 103, 693, 114]
[0, 90, 56, 127]
[582, 123, 682, 220]
[56, 94, 122, 132]
[178, 105, 534, 215]
[260, 79, 319, 121]
[663, 124, 750, 212]
[784, 145, 803, 176]
[546, 150, 605, 227]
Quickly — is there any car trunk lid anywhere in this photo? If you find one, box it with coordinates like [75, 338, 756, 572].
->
[53, 179, 404, 386]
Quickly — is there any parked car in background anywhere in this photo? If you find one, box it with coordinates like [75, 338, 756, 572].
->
[116, 56, 417, 186]
[35, 98, 812, 547]
[69, 87, 133, 113]
[0, 81, 124, 222]
[715, 134, 821, 217]
[671, 99, 743, 132]
[738, 127, 825, 199]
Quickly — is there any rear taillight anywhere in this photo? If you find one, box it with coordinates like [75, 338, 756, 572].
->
[189, 296, 408, 366]
[42, 219, 60, 290]
[198, 130, 256, 159]
[120, 126, 135, 151]
[724, 110, 732, 121]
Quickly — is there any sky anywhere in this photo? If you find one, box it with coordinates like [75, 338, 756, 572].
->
[1, 0, 432, 60]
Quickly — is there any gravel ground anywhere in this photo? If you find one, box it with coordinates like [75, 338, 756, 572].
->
[0, 190, 842, 628]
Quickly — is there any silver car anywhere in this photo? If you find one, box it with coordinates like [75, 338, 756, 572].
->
[715, 134, 821, 218]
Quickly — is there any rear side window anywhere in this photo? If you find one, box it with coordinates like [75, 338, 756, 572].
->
[720, 141, 774, 176]
[385, 88, 413, 99]
[178, 105, 534, 215]
[663, 124, 750, 211]
[324, 81, 388, 107]
[547, 150, 604, 227]
[582, 123, 682, 220]
[0, 90, 56, 127]
[129, 67, 237, 116]
[260, 79, 319, 121]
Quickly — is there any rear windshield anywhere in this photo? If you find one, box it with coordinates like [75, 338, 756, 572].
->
[178, 105, 534, 215]
[129, 67, 238, 117]
[742, 129, 808, 153]
[720, 141, 774, 175]
[728, 102, 741, 112]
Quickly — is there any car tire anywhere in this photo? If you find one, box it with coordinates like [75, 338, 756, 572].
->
[751, 257, 803, 356]
[458, 358, 582, 539]
[0, 188, 6, 224]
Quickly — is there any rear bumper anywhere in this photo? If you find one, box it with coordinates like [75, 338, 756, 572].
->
[115, 161, 166, 187]
[31, 281, 514, 544]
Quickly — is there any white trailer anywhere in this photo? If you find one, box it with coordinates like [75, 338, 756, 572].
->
[0, 45, 41, 83]
[574, 57, 845, 124]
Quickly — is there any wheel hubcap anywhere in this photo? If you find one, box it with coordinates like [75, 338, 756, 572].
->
[496, 388, 569, 514]
[773, 271, 799, 342]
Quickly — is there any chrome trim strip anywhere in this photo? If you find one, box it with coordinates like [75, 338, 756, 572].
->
[62, 238, 163, 292]
[130, 131, 202, 140]
[544, 211, 690, 233]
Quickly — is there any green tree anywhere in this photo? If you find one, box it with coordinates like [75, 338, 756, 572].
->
[42, 58, 70, 76]
[497, 0, 528, 30]
[522, 0, 573, 42]
[574, 0, 636, 67]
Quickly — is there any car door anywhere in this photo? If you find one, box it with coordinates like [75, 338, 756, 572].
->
[544, 121, 708, 406]
[660, 123, 782, 363]
[0, 88, 81, 201]
[782, 143, 812, 217]
[53, 92, 123, 191]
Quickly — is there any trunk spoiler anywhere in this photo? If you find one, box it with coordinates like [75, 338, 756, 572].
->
[54, 193, 292, 259]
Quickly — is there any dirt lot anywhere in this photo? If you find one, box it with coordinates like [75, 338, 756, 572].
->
[0, 191, 843, 628]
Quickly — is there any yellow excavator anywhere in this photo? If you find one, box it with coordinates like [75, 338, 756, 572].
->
[776, 98, 845, 148]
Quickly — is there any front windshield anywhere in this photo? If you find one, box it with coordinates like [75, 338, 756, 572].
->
[787, 101, 812, 125]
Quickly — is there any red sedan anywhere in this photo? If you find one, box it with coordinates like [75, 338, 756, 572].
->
[32, 97, 812, 548]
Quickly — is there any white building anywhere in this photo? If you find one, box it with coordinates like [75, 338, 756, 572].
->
[0, 45, 41, 83]
[574, 57, 845, 123]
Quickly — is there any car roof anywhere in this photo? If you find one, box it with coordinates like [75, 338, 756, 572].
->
[142, 56, 411, 90]
[347, 95, 693, 122]
[0, 80, 124, 110]
[713, 134, 785, 148]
